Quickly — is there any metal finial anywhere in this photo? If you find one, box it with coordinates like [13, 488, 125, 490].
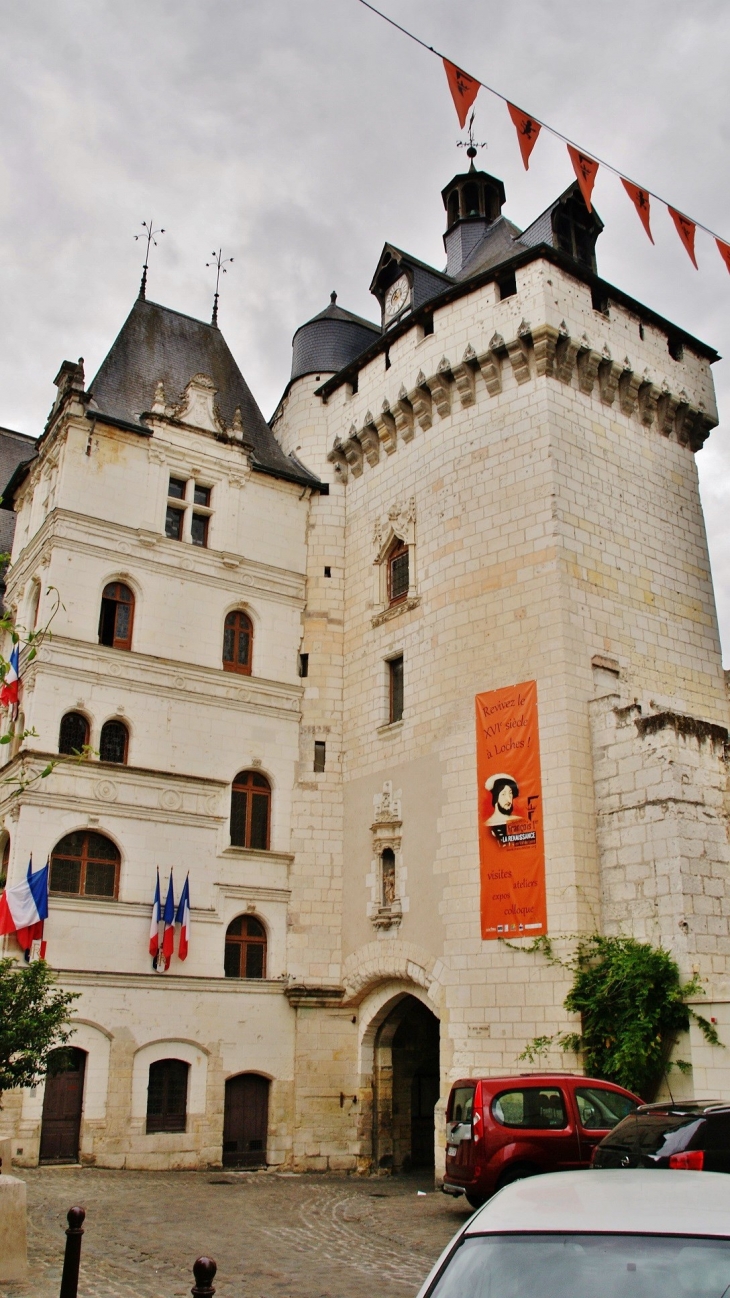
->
[134, 221, 165, 300]
[457, 112, 487, 170]
[206, 249, 234, 327]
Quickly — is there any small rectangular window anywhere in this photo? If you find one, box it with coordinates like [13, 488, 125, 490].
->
[194, 483, 211, 507]
[591, 285, 609, 315]
[668, 335, 684, 361]
[191, 513, 209, 547]
[314, 741, 326, 773]
[389, 655, 404, 724]
[168, 476, 187, 500]
[388, 543, 409, 604]
[420, 314, 434, 337]
[165, 506, 184, 540]
[497, 271, 517, 300]
[324, 566, 332, 578]
[298, 653, 309, 678]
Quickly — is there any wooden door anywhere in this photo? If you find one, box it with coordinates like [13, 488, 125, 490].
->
[39, 1049, 86, 1163]
[223, 1073, 269, 1167]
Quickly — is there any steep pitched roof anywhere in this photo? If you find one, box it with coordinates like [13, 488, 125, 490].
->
[89, 298, 322, 488]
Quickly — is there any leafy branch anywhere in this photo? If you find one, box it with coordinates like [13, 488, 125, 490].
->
[508, 932, 722, 1099]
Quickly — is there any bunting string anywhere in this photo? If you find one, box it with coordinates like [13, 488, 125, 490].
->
[353, 0, 730, 273]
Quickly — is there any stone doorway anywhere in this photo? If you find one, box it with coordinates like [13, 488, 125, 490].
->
[39, 1047, 86, 1164]
[373, 995, 440, 1172]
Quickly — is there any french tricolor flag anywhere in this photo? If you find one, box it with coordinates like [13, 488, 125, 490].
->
[149, 869, 161, 961]
[176, 875, 190, 961]
[0, 644, 20, 713]
[161, 872, 175, 968]
[0, 857, 49, 958]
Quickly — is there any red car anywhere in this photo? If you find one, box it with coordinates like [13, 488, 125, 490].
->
[442, 1073, 641, 1207]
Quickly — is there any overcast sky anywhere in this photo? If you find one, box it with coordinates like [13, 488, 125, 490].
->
[1, 0, 729, 656]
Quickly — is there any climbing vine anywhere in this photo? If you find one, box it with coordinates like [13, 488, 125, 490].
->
[509, 933, 722, 1100]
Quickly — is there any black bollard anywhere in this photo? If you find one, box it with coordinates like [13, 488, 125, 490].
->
[191, 1256, 217, 1296]
[59, 1206, 85, 1298]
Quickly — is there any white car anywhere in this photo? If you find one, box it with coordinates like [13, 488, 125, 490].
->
[417, 1170, 730, 1297]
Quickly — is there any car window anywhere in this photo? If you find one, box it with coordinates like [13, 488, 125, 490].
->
[575, 1086, 638, 1130]
[599, 1111, 701, 1153]
[426, 1233, 730, 1298]
[491, 1087, 567, 1130]
[450, 1087, 474, 1125]
[701, 1115, 730, 1151]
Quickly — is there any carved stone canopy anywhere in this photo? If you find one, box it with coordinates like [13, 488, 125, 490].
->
[373, 497, 416, 562]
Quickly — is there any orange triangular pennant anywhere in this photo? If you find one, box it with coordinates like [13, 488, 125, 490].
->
[567, 145, 599, 212]
[443, 59, 480, 129]
[668, 207, 698, 268]
[621, 179, 654, 244]
[716, 238, 730, 274]
[507, 103, 542, 170]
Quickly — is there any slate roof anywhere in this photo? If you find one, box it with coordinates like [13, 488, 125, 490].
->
[0, 426, 36, 544]
[89, 298, 322, 488]
[291, 295, 380, 382]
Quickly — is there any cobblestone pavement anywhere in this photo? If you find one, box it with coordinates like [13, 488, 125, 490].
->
[1, 1167, 471, 1298]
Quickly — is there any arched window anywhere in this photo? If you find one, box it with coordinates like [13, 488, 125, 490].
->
[230, 771, 270, 850]
[387, 537, 409, 605]
[146, 1058, 189, 1133]
[50, 831, 120, 899]
[98, 582, 134, 651]
[58, 712, 89, 756]
[222, 611, 253, 675]
[224, 915, 267, 979]
[463, 182, 480, 217]
[99, 719, 128, 764]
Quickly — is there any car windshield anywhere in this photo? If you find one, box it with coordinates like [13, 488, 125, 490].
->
[427, 1233, 730, 1298]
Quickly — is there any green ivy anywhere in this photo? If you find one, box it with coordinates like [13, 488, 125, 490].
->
[513, 934, 722, 1100]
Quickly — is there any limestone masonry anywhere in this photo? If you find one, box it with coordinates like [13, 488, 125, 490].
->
[1, 164, 729, 1173]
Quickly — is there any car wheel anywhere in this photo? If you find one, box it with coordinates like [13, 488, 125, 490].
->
[465, 1192, 486, 1210]
[497, 1164, 538, 1190]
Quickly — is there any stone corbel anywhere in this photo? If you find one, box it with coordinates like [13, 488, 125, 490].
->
[598, 355, 622, 405]
[531, 324, 560, 378]
[656, 387, 680, 437]
[375, 401, 398, 455]
[677, 403, 715, 452]
[576, 340, 602, 396]
[394, 387, 415, 442]
[372, 901, 402, 931]
[359, 413, 380, 467]
[451, 344, 479, 407]
[426, 358, 452, 418]
[342, 427, 364, 476]
[409, 372, 433, 431]
[327, 439, 349, 482]
[619, 365, 641, 417]
[555, 328, 580, 385]
[476, 337, 503, 396]
[637, 375, 661, 427]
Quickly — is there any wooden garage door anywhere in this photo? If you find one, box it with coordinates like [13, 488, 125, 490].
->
[39, 1048, 86, 1164]
[223, 1073, 269, 1167]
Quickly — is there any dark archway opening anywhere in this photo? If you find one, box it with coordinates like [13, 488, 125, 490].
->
[374, 995, 440, 1173]
[39, 1047, 86, 1164]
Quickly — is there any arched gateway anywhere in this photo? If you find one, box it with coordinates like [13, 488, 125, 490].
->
[371, 995, 440, 1172]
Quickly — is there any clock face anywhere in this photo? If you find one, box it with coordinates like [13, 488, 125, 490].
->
[384, 275, 410, 319]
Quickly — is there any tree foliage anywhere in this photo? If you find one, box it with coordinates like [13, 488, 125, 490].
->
[0, 958, 78, 1094]
[515, 934, 721, 1100]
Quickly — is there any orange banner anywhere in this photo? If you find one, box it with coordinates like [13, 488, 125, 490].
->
[443, 58, 480, 129]
[476, 680, 547, 940]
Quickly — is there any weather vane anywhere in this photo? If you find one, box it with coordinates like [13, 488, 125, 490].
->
[134, 220, 165, 301]
[206, 249, 234, 327]
[457, 112, 487, 167]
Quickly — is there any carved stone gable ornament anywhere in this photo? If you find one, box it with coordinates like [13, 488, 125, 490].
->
[175, 374, 224, 433]
[373, 497, 416, 561]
